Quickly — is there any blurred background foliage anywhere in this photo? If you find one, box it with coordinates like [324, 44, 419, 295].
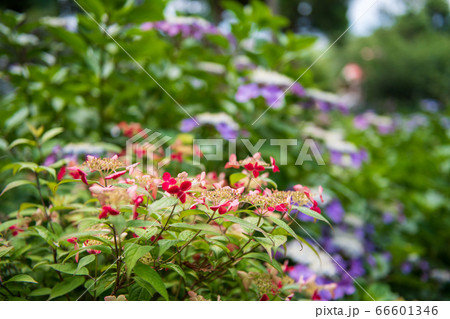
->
[0, 0, 449, 300]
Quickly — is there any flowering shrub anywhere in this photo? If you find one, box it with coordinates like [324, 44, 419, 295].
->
[0, 0, 449, 301]
[0, 128, 336, 300]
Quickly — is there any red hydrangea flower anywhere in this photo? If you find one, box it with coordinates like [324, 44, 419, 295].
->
[68, 167, 88, 185]
[67, 237, 79, 262]
[162, 172, 177, 191]
[225, 154, 240, 169]
[268, 203, 289, 212]
[244, 162, 265, 178]
[57, 165, 66, 181]
[312, 290, 321, 300]
[9, 225, 24, 237]
[167, 180, 192, 204]
[99, 205, 120, 219]
[310, 200, 321, 214]
[260, 294, 269, 301]
[83, 240, 101, 255]
[171, 152, 183, 163]
[105, 170, 127, 180]
[270, 156, 280, 173]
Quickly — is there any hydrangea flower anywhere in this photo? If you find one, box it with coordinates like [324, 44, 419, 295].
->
[180, 112, 240, 140]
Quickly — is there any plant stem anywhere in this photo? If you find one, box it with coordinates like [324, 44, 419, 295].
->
[112, 225, 121, 295]
[93, 255, 98, 300]
[164, 211, 216, 264]
[151, 204, 176, 246]
[34, 172, 54, 233]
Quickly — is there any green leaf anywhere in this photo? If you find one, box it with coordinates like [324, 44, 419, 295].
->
[0, 219, 19, 232]
[259, 176, 277, 188]
[50, 263, 89, 276]
[0, 180, 34, 197]
[124, 245, 153, 277]
[75, 255, 96, 275]
[160, 263, 186, 280]
[41, 127, 64, 143]
[179, 209, 208, 219]
[269, 216, 320, 259]
[170, 222, 221, 235]
[49, 276, 85, 300]
[148, 196, 178, 213]
[158, 239, 179, 257]
[133, 277, 155, 297]
[242, 252, 283, 274]
[127, 220, 160, 228]
[36, 166, 56, 179]
[8, 138, 35, 149]
[293, 205, 332, 227]
[0, 246, 13, 258]
[63, 245, 112, 262]
[29, 287, 52, 297]
[134, 262, 168, 301]
[4, 274, 38, 284]
[109, 214, 127, 234]
[229, 173, 247, 186]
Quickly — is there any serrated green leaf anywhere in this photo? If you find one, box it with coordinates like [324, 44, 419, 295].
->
[41, 127, 64, 143]
[8, 138, 35, 149]
[134, 262, 168, 300]
[0, 219, 19, 232]
[4, 274, 38, 284]
[0, 180, 34, 197]
[50, 263, 89, 276]
[158, 239, 179, 257]
[269, 216, 320, 260]
[29, 287, 52, 297]
[242, 252, 283, 274]
[161, 263, 186, 280]
[124, 245, 153, 277]
[0, 246, 13, 258]
[75, 255, 96, 275]
[229, 172, 246, 186]
[293, 205, 332, 227]
[36, 166, 56, 179]
[148, 196, 178, 213]
[49, 276, 85, 300]
[170, 222, 221, 235]
[179, 209, 207, 219]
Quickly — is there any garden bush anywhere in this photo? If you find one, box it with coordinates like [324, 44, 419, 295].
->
[0, 0, 449, 301]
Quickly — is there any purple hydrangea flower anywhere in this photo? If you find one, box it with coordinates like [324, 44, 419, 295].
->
[216, 122, 238, 140]
[420, 99, 439, 113]
[354, 114, 370, 130]
[291, 83, 306, 97]
[235, 83, 260, 103]
[348, 259, 365, 277]
[350, 149, 368, 168]
[330, 150, 343, 165]
[260, 85, 284, 108]
[326, 200, 345, 223]
[180, 118, 198, 132]
[288, 264, 315, 282]
[382, 212, 395, 224]
[316, 100, 332, 112]
[401, 262, 413, 274]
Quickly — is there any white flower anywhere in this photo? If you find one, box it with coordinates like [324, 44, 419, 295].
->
[249, 67, 294, 86]
[196, 112, 239, 131]
[286, 240, 337, 277]
[332, 229, 364, 258]
[197, 62, 225, 75]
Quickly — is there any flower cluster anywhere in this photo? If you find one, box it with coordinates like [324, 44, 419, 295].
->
[224, 152, 279, 177]
[180, 112, 240, 140]
[141, 17, 223, 40]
